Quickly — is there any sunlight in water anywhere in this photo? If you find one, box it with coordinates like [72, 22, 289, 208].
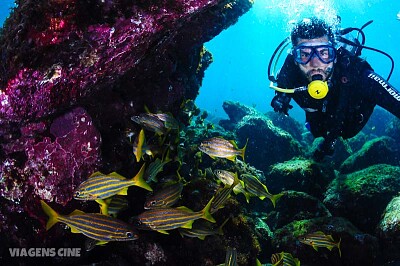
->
[253, 0, 339, 32]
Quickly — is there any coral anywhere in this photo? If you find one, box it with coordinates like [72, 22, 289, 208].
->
[144, 243, 167, 265]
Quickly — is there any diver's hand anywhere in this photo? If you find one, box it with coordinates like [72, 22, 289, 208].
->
[271, 94, 293, 116]
[313, 138, 337, 162]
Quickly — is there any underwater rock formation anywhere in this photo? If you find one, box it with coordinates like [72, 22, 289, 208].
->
[272, 216, 380, 266]
[0, 0, 254, 254]
[377, 196, 400, 262]
[265, 190, 332, 231]
[267, 158, 335, 199]
[219, 100, 258, 131]
[236, 115, 303, 172]
[339, 136, 400, 174]
[324, 164, 400, 233]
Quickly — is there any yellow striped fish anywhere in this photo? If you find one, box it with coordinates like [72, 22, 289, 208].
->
[74, 164, 152, 201]
[299, 231, 342, 257]
[210, 174, 239, 214]
[40, 200, 138, 244]
[144, 158, 171, 183]
[144, 182, 183, 209]
[214, 169, 251, 203]
[199, 137, 247, 162]
[133, 197, 216, 234]
[241, 174, 284, 208]
[153, 113, 179, 130]
[178, 217, 229, 240]
[96, 196, 129, 216]
[133, 129, 146, 162]
[271, 251, 300, 266]
[224, 247, 238, 266]
[131, 113, 167, 135]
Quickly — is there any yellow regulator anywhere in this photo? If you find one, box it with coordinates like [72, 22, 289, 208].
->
[307, 80, 329, 99]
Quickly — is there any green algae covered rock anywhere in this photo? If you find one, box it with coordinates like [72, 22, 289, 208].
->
[377, 196, 400, 262]
[272, 217, 380, 266]
[340, 136, 400, 174]
[267, 158, 335, 199]
[265, 190, 331, 231]
[324, 164, 400, 233]
[235, 116, 304, 172]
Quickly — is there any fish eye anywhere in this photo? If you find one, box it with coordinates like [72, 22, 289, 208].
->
[150, 201, 157, 206]
[126, 232, 134, 238]
[74, 191, 80, 197]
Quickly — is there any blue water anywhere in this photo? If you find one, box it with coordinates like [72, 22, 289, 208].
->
[1, 0, 399, 123]
[196, 0, 400, 122]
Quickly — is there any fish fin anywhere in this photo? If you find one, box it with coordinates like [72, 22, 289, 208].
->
[243, 191, 251, 203]
[239, 138, 248, 161]
[89, 171, 104, 178]
[337, 237, 342, 257]
[70, 209, 86, 216]
[176, 206, 193, 212]
[227, 155, 236, 162]
[201, 196, 216, 223]
[229, 139, 238, 148]
[40, 200, 60, 230]
[217, 217, 230, 235]
[312, 245, 319, 252]
[198, 235, 206, 240]
[96, 199, 109, 215]
[232, 173, 240, 187]
[135, 129, 145, 162]
[132, 164, 153, 191]
[157, 230, 169, 234]
[181, 220, 194, 229]
[258, 196, 266, 200]
[270, 193, 284, 208]
[209, 155, 217, 160]
[70, 226, 81, 233]
[117, 187, 128, 196]
[109, 172, 126, 179]
[95, 241, 108, 246]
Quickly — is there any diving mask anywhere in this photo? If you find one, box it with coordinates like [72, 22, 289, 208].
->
[292, 44, 336, 64]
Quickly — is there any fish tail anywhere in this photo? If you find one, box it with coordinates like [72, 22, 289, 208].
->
[40, 200, 59, 230]
[337, 237, 342, 257]
[135, 129, 145, 162]
[201, 196, 216, 223]
[132, 164, 153, 191]
[218, 217, 231, 235]
[240, 138, 248, 161]
[270, 192, 284, 208]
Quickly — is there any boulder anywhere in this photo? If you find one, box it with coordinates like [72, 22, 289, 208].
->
[340, 136, 400, 174]
[324, 164, 400, 233]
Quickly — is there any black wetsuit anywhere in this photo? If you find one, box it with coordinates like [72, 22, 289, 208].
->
[271, 47, 400, 159]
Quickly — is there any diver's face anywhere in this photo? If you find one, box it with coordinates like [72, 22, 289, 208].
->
[294, 36, 335, 82]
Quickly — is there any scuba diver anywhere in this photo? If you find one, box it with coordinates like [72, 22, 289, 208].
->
[269, 17, 400, 161]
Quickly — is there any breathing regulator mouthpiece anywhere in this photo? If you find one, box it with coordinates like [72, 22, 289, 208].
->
[269, 74, 329, 99]
[307, 74, 329, 99]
